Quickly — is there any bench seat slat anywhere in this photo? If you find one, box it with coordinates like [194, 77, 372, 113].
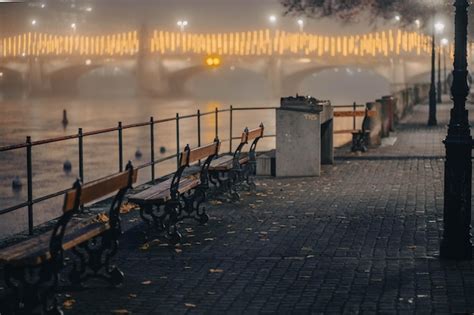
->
[128, 175, 200, 204]
[0, 221, 110, 266]
[209, 153, 249, 171]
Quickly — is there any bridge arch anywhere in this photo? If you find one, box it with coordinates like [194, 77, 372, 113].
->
[181, 64, 267, 99]
[285, 65, 392, 104]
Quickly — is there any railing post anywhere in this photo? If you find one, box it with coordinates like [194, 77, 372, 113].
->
[197, 110, 201, 147]
[26, 136, 33, 235]
[229, 105, 233, 153]
[118, 121, 123, 172]
[78, 128, 84, 183]
[176, 113, 180, 168]
[215, 107, 218, 139]
[150, 116, 155, 182]
[352, 102, 356, 130]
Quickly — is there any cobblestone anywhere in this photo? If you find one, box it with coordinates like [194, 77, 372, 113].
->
[3, 102, 474, 314]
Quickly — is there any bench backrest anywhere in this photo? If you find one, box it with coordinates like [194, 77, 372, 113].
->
[180, 141, 220, 167]
[171, 139, 220, 198]
[50, 162, 137, 263]
[232, 123, 264, 169]
[63, 166, 138, 213]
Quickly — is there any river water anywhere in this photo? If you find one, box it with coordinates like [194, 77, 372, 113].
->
[0, 67, 387, 238]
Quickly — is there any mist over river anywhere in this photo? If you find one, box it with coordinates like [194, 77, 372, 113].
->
[0, 67, 390, 238]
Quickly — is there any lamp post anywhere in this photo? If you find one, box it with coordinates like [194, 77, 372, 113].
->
[438, 43, 443, 102]
[177, 20, 188, 32]
[428, 22, 438, 126]
[297, 19, 304, 32]
[436, 23, 445, 103]
[440, 0, 472, 260]
[441, 38, 449, 94]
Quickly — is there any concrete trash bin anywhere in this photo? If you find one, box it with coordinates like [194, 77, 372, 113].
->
[276, 95, 333, 177]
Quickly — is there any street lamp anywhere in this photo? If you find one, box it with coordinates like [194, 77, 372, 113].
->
[441, 38, 449, 94]
[395, 15, 401, 22]
[297, 19, 304, 32]
[177, 20, 188, 32]
[440, 0, 472, 260]
[428, 21, 444, 125]
[31, 19, 37, 26]
[415, 19, 421, 28]
[71, 23, 77, 32]
[269, 15, 277, 24]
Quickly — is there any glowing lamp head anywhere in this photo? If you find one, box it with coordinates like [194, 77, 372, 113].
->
[205, 56, 221, 67]
[415, 19, 421, 27]
[435, 22, 445, 33]
[394, 15, 401, 22]
[31, 19, 37, 26]
[297, 19, 304, 26]
[269, 15, 277, 23]
[441, 38, 449, 46]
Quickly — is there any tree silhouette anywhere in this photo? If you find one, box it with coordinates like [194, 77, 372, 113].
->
[280, 0, 453, 28]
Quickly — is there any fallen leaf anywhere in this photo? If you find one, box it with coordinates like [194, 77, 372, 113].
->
[175, 248, 183, 254]
[139, 243, 150, 251]
[94, 213, 109, 223]
[141, 280, 152, 285]
[209, 200, 223, 205]
[185, 303, 197, 308]
[128, 294, 137, 298]
[209, 268, 224, 273]
[227, 231, 236, 234]
[111, 309, 130, 314]
[207, 291, 216, 295]
[63, 299, 75, 309]
[120, 202, 137, 214]
[204, 238, 215, 241]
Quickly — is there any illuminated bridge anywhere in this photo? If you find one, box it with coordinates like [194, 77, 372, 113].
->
[0, 28, 454, 96]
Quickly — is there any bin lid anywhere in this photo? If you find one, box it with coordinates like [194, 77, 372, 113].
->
[280, 95, 330, 113]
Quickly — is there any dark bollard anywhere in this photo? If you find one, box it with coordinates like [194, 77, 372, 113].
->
[63, 160, 72, 174]
[135, 149, 143, 159]
[160, 146, 166, 154]
[62, 109, 69, 127]
[12, 176, 22, 191]
[367, 101, 382, 146]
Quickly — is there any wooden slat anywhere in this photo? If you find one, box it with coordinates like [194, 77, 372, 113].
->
[0, 220, 110, 266]
[247, 126, 264, 142]
[333, 110, 376, 118]
[239, 131, 248, 144]
[209, 154, 249, 171]
[64, 169, 138, 213]
[129, 175, 200, 204]
[334, 129, 359, 134]
[180, 142, 220, 167]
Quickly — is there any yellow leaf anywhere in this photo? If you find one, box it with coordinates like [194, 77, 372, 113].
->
[139, 243, 150, 251]
[209, 268, 224, 273]
[120, 202, 137, 214]
[97, 213, 109, 223]
[185, 303, 197, 308]
[111, 309, 130, 314]
[128, 294, 137, 298]
[63, 299, 75, 309]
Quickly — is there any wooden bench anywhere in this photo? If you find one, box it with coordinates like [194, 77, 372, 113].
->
[334, 103, 375, 152]
[208, 123, 264, 199]
[0, 162, 137, 314]
[129, 139, 220, 244]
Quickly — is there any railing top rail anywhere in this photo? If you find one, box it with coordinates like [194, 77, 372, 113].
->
[0, 106, 278, 153]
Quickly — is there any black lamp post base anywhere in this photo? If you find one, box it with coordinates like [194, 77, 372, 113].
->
[440, 241, 472, 260]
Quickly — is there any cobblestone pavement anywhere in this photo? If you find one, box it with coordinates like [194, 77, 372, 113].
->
[4, 102, 474, 314]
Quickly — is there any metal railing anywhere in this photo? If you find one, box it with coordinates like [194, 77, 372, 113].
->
[0, 106, 277, 235]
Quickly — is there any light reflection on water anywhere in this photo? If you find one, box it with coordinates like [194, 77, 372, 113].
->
[0, 97, 356, 238]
